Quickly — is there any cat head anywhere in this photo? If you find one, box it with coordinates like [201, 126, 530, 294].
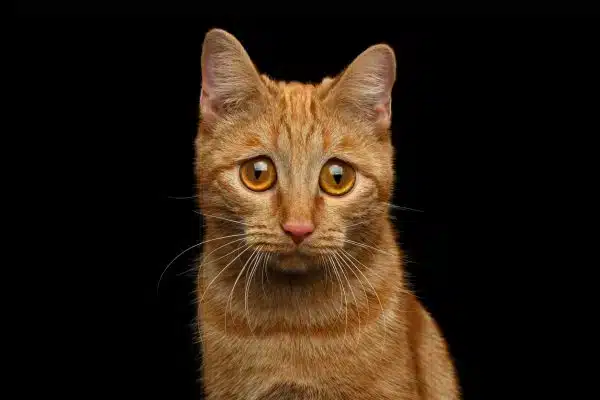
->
[196, 29, 396, 273]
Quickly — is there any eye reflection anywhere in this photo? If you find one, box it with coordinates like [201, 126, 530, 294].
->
[253, 161, 268, 179]
[329, 165, 344, 184]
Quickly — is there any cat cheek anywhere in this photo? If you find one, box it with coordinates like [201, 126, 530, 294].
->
[314, 195, 325, 212]
[311, 195, 326, 226]
[270, 190, 282, 217]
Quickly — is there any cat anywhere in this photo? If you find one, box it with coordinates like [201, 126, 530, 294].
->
[194, 28, 459, 399]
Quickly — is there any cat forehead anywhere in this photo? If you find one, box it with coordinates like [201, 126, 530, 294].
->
[258, 77, 338, 135]
[260, 81, 339, 149]
[225, 77, 368, 156]
[209, 76, 372, 157]
[262, 78, 316, 109]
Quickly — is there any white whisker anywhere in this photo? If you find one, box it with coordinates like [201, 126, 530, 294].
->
[332, 251, 360, 344]
[336, 249, 370, 345]
[167, 195, 198, 200]
[260, 252, 271, 299]
[199, 244, 252, 303]
[339, 248, 388, 355]
[327, 254, 348, 339]
[341, 239, 395, 257]
[225, 246, 259, 333]
[321, 255, 330, 292]
[157, 233, 246, 294]
[324, 255, 342, 315]
[176, 238, 246, 277]
[245, 247, 264, 331]
[385, 202, 424, 213]
[193, 211, 251, 226]
[339, 220, 370, 230]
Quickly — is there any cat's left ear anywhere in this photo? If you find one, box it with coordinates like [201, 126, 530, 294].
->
[200, 29, 267, 125]
[324, 44, 396, 128]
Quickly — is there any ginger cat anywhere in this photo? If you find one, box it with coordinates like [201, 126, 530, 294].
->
[195, 28, 459, 399]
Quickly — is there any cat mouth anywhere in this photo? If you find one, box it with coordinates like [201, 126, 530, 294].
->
[269, 252, 319, 276]
[251, 241, 340, 271]
[250, 243, 338, 278]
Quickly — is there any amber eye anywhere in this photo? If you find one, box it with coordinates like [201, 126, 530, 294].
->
[239, 157, 277, 192]
[319, 159, 356, 196]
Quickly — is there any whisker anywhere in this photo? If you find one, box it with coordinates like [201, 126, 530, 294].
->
[176, 238, 246, 277]
[225, 246, 259, 333]
[167, 195, 198, 200]
[339, 220, 370, 230]
[341, 239, 395, 257]
[193, 211, 252, 226]
[157, 233, 247, 294]
[321, 255, 334, 298]
[320, 254, 330, 292]
[325, 255, 342, 316]
[339, 248, 388, 355]
[332, 251, 360, 344]
[245, 246, 264, 331]
[385, 202, 424, 213]
[362, 236, 417, 266]
[260, 252, 269, 299]
[260, 255, 269, 299]
[327, 254, 348, 339]
[361, 237, 390, 257]
[320, 256, 333, 304]
[264, 252, 272, 286]
[348, 239, 375, 257]
[199, 244, 252, 303]
[336, 250, 370, 341]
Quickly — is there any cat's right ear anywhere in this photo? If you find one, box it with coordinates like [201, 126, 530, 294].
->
[323, 44, 396, 129]
[200, 29, 266, 125]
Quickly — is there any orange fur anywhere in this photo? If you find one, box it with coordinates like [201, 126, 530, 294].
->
[195, 29, 459, 399]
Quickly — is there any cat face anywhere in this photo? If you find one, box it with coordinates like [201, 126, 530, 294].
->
[196, 29, 396, 272]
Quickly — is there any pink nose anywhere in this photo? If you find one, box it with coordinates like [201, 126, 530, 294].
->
[282, 222, 314, 244]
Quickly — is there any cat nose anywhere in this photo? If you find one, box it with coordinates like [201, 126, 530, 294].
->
[282, 222, 314, 244]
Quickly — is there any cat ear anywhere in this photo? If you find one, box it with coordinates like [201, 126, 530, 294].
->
[200, 29, 266, 123]
[325, 44, 396, 127]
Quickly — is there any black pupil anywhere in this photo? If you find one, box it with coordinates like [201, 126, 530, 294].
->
[253, 161, 268, 180]
[330, 164, 343, 185]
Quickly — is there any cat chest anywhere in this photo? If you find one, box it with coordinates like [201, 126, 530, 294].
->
[205, 332, 406, 382]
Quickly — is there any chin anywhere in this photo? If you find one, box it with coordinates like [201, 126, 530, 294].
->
[271, 252, 318, 274]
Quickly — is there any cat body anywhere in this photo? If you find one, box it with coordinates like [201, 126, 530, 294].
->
[195, 29, 459, 399]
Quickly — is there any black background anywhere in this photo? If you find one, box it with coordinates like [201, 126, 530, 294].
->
[15, 10, 597, 400]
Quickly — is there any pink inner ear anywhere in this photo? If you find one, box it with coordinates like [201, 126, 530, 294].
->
[199, 88, 209, 113]
[200, 88, 217, 123]
[375, 100, 391, 123]
[201, 53, 217, 92]
[200, 50, 219, 111]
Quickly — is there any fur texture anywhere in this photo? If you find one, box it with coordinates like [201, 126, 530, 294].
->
[195, 28, 459, 399]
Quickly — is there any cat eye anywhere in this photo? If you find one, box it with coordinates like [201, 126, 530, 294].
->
[239, 156, 277, 192]
[319, 159, 356, 196]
